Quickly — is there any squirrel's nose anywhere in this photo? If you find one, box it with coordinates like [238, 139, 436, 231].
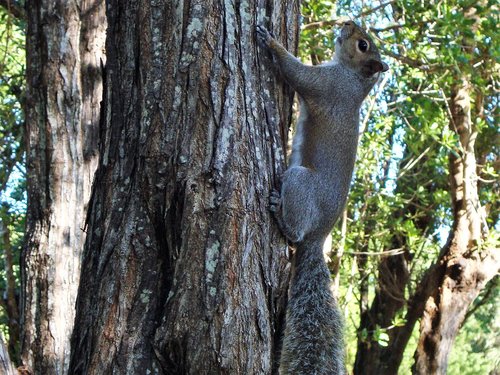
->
[344, 21, 353, 27]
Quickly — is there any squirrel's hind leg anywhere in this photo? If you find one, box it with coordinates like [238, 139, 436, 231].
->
[270, 166, 319, 243]
[269, 189, 303, 243]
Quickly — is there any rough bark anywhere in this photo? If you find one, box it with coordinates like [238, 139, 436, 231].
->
[412, 80, 499, 375]
[0, 213, 20, 363]
[69, 1, 299, 374]
[0, 334, 17, 375]
[21, 1, 106, 374]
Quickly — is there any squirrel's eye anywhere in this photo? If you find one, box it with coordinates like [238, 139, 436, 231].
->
[358, 39, 369, 52]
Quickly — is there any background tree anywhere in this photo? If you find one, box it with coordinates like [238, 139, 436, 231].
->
[69, 1, 299, 373]
[21, 0, 106, 373]
[1, 333, 17, 375]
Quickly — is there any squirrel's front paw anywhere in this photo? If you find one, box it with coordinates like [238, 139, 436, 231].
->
[256, 25, 274, 49]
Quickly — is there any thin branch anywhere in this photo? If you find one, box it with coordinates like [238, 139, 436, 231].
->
[358, 1, 396, 18]
[301, 1, 396, 31]
[301, 18, 347, 31]
[398, 146, 432, 179]
[369, 19, 430, 34]
[347, 248, 405, 257]
[379, 48, 438, 72]
[368, 24, 404, 33]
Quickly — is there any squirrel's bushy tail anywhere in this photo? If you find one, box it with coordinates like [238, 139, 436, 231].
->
[279, 239, 344, 375]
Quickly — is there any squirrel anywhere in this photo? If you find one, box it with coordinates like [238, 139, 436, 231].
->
[256, 21, 388, 374]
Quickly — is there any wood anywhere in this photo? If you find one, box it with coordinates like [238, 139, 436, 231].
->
[22, 0, 106, 373]
[69, 1, 299, 373]
[0, 213, 20, 362]
[0, 334, 17, 375]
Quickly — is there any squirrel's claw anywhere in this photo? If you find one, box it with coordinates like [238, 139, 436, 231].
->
[256, 25, 273, 48]
[269, 189, 281, 212]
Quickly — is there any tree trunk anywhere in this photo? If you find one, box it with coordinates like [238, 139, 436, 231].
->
[412, 80, 499, 375]
[21, 1, 106, 373]
[353, 183, 426, 375]
[0, 212, 20, 362]
[0, 334, 17, 375]
[69, 1, 299, 374]
[353, 248, 410, 375]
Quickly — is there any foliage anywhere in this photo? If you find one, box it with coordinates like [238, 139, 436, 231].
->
[0, 7, 25, 194]
[0, 5, 25, 363]
[300, 0, 499, 373]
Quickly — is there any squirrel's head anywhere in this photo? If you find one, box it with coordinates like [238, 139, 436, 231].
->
[335, 21, 389, 79]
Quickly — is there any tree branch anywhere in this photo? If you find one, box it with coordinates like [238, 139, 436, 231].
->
[301, 18, 346, 31]
[302, 1, 395, 31]
[368, 24, 404, 33]
[379, 48, 432, 70]
[358, 0, 396, 18]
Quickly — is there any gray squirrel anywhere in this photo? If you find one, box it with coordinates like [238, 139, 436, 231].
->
[256, 21, 388, 374]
